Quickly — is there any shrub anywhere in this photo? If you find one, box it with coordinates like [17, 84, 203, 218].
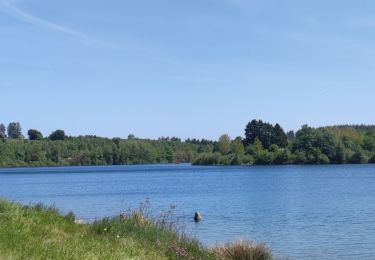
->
[317, 153, 330, 164]
[193, 152, 221, 165]
[349, 151, 368, 164]
[273, 150, 289, 164]
[293, 150, 307, 164]
[241, 155, 254, 165]
[369, 154, 375, 163]
[255, 151, 273, 165]
[211, 240, 272, 260]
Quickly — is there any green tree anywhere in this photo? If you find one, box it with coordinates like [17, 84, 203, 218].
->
[286, 130, 295, 140]
[245, 120, 270, 147]
[292, 125, 317, 156]
[164, 145, 175, 163]
[349, 151, 368, 164]
[0, 124, 6, 138]
[363, 134, 375, 152]
[25, 143, 45, 163]
[231, 136, 245, 155]
[7, 122, 23, 139]
[49, 130, 66, 141]
[253, 137, 264, 153]
[218, 134, 231, 155]
[273, 149, 290, 164]
[255, 150, 273, 165]
[244, 119, 286, 149]
[28, 129, 43, 140]
[273, 124, 288, 148]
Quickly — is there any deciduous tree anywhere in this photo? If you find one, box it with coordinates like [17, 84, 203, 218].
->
[49, 130, 66, 141]
[218, 134, 231, 155]
[28, 129, 43, 140]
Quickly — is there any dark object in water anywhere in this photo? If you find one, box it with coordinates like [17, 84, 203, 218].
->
[194, 212, 202, 222]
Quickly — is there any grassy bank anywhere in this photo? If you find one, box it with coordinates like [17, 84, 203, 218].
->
[0, 199, 272, 260]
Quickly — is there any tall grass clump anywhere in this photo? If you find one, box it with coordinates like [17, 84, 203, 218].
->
[90, 199, 215, 260]
[211, 240, 272, 260]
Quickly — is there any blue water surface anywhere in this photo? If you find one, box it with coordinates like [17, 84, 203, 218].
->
[1, 164, 375, 259]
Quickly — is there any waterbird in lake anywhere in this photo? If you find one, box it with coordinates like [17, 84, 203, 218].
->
[194, 212, 202, 222]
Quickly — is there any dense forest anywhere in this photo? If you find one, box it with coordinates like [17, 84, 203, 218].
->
[194, 120, 375, 165]
[1, 120, 375, 167]
[0, 122, 216, 167]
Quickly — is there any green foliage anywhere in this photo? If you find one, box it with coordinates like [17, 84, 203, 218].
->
[286, 130, 295, 140]
[363, 134, 375, 152]
[349, 151, 368, 164]
[273, 149, 290, 164]
[2, 120, 375, 167]
[7, 122, 23, 139]
[0, 124, 6, 139]
[231, 136, 245, 155]
[196, 122, 375, 166]
[273, 124, 288, 148]
[193, 152, 221, 165]
[27, 129, 43, 140]
[316, 152, 330, 164]
[245, 120, 273, 148]
[49, 130, 66, 141]
[218, 134, 231, 155]
[369, 154, 375, 163]
[0, 135, 206, 167]
[255, 151, 273, 165]
[245, 120, 288, 148]
[0, 199, 216, 260]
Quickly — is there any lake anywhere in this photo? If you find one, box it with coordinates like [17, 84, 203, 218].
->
[1, 164, 375, 259]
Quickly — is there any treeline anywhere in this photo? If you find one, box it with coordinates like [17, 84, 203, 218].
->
[1, 120, 375, 167]
[193, 120, 375, 165]
[0, 122, 213, 167]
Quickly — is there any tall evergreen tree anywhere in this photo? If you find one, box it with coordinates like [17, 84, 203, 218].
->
[273, 124, 288, 148]
[286, 130, 295, 140]
[7, 122, 23, 139]
[245, 119, 281, 149]
[0, 124, 6, 138]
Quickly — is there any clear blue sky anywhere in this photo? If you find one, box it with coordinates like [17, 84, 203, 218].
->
[1, 0, 375, 140]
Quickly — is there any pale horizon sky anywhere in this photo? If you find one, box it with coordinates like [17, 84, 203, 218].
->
[1, 0, 375, 140]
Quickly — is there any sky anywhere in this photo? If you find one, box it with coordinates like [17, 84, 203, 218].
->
[1, 0, 375, 140]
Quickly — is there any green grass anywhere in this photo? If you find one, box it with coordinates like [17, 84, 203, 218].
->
[0, 199, 272, 260]
[0, 199, 213, 259]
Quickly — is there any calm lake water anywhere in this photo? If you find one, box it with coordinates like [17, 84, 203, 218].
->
[1, 164, 375, 259]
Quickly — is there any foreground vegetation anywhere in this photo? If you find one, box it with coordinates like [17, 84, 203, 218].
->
[1, 120, 375, 167]
[0, 199, 272, 260]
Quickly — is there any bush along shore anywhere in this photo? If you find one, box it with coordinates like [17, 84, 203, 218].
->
[1, 120, 375, 167]
[0, 199, 272, 260]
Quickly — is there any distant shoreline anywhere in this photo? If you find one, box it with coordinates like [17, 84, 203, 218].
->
[0, 162, 374, 171]
[1, 120, 375, 168]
